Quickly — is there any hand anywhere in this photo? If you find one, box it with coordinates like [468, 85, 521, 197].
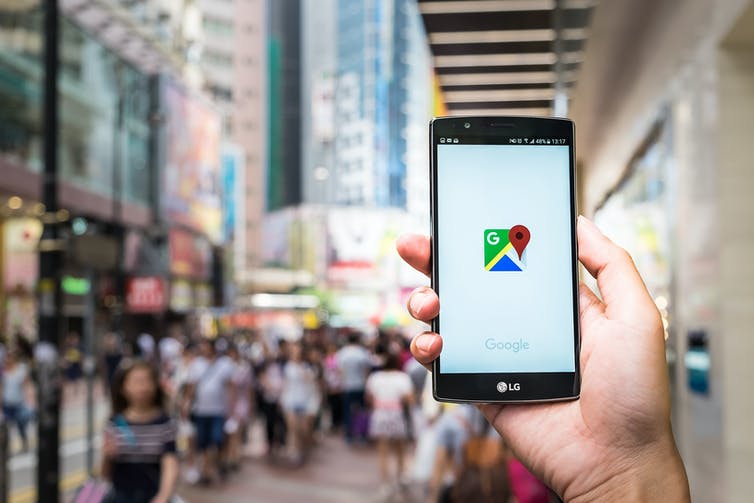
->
[397, 216, 690, 502]
[102, 430, 118, 459]
[149, 495, 170, 503]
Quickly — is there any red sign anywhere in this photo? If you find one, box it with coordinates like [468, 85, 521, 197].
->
[126, 277, 167, 313]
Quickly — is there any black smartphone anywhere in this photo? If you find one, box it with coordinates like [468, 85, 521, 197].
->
[430, 116, 580, 403]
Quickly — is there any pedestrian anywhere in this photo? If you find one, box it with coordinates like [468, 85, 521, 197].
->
[185, 339, 235, 485]
[137, 333, 156, 362]
[1, 350, 32, 453]
[323, 342, 344, 432]
[101, 360, 179, 503]
[257, 352, 286, 459]
[365, 351, 414, 499]
[101, 332, 124, 396]
[63, 331, 84, 398]
[335, 332, 371, 443]
[280, 341, 320, 465]
[226, 343, 254, 471]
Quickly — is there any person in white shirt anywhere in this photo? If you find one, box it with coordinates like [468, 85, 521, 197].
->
[335, 332, 372, 442]
[280, 341, 320, 465]
[185, 339, 236, 484]
[366, 352, 414, 495]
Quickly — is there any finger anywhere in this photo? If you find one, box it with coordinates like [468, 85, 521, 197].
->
[410, 331, 442, 371]
[407, 286, 440, 322]
[576, 216, 656, 323]
[396, 234, 431, 277]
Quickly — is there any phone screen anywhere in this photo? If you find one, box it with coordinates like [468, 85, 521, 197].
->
[436, 141, 577, 375]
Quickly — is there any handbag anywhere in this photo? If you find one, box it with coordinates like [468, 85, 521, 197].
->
[70, 479, 110, 503]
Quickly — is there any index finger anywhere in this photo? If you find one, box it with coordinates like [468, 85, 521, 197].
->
[396, 234, 431, 277]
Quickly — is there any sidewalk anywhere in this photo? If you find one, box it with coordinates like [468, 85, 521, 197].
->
[181, 434, 419, 503]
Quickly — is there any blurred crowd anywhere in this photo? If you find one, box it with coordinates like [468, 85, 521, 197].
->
[0, 326, 557, 503]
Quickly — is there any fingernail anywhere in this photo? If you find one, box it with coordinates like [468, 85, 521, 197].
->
[416, 334, 433, 352]
[409, 291, 427, 315]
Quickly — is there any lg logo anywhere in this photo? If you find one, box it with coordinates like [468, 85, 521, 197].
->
[496, 382, 521, 393]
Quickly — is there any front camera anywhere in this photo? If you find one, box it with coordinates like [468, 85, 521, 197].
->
[464, 122, 471, 129]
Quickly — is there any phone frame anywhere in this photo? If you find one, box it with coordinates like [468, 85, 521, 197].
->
[429, 116, 581, 403]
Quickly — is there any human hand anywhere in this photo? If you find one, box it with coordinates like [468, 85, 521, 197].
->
[397, 216, 690, 502]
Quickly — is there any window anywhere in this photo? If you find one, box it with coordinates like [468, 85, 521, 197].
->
[203, 49, 233, 68]
[202, 16, 234, 36]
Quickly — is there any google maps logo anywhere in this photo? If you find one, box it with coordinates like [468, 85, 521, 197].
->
[484, 226, 530, 272]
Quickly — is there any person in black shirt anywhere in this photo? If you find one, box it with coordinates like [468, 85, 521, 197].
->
[102, 360, 179, 503]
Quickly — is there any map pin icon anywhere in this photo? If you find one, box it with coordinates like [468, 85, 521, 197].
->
[509, 225, 530, 260]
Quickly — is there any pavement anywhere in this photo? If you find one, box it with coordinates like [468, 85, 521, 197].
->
[180, 434, 423, 503]
[6, 385, 110, 503]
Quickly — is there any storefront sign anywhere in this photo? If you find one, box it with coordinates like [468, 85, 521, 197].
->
[126, 277, 167, 313]
[61, 275, 91, 296]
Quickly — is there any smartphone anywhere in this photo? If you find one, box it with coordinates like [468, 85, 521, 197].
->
[430, 116, 580, 403]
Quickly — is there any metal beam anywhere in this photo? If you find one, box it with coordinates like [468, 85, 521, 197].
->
[445, 87, 556, 102]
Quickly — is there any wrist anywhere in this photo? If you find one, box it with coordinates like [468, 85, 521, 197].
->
[567, 437, 689, 503]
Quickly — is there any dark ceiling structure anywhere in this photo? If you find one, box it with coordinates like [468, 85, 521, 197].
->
[419, 0, 595, 117]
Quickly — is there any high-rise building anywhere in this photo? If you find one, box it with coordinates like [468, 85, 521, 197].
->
[301, 0, 337, 205]
[267, 0, 303, 211]
[333, 0, 430, 209]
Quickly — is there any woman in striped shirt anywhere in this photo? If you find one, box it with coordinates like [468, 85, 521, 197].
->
[102, 360, 179, 503]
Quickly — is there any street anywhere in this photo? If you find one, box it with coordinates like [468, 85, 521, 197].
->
[182, 434, 413, 503]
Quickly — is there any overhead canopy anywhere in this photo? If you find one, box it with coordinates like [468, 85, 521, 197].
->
[419, 0, 595, 116]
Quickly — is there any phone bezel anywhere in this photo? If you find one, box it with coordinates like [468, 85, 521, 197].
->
[429, 115, 581, 403]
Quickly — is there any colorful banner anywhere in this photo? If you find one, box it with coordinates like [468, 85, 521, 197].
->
[162, 80, 223, 243]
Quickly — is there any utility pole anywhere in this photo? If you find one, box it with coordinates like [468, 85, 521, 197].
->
[37, 0, 63, 500]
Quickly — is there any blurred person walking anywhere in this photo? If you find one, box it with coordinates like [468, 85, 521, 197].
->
[226, 343, 254, 470]
[336, 332, 372, 443]
[101, 360, 179, 503]
[280, 341, 320, 465]
[185, 339, 236, 485]
[365, 352, 414, 499]
[323, 343, 344, 432]
[137, 332, 157, 362]
[1, 350, 32, 453]
[101, 333, 124, 396]
[63, 331, 84, 398]
[257, 351, 286, 459]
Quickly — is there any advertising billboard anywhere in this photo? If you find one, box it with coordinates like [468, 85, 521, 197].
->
[162, 80, 223, 243]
